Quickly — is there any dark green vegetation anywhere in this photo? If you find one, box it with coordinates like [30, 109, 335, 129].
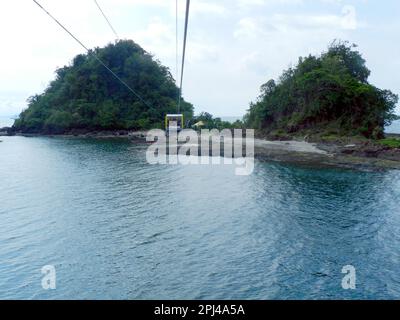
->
[13, 40, 193, 134]
[378, 137, 400, 149]
[244, 41, 399, 140]
[189, 112, 244, 130]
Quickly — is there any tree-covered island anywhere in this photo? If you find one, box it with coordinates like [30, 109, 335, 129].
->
[10, 40, 399, 152]
[244, 41, 399, 142]
[13, 40, 194, 134]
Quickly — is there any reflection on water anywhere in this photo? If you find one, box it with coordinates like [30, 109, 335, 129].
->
[0, 136, 400, 299]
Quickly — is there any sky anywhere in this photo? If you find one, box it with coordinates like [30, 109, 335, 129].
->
[0, 0, 399, 118]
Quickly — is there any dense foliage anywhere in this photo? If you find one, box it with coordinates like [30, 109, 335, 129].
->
[190, 112, 244, 130]
[244, 41, 399, 139]
[13, 40, 193, 133]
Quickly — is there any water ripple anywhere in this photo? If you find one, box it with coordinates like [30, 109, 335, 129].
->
[1, 137, 400, 299]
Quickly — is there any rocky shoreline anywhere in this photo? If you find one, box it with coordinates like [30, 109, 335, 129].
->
[0, 127, 148, 139]
[255, 142, 400, 171]
[2, 128, 400, 171]
[0, 127, 11, 137]
[254, 134, 400, 171]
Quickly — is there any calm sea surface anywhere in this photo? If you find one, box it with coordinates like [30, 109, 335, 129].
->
[1, 136, 400, 300]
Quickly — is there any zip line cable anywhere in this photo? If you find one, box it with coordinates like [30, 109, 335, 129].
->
[177, 0, 190, 113]
[175, 0, 179, 83]
[93, 0, 119, 40]
[31, 0, 152, 109]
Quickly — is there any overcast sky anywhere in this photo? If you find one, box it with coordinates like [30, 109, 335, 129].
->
[0, 0, 399, 117]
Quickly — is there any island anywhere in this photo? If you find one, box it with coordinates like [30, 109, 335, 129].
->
[11, 40, 194, 134]
[7, 40, 400, 170]
[243, 41, 400, 170]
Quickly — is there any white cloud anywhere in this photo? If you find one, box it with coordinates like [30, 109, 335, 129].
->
[0, 0, 398, 117]
[192, 1, 227, 15]
[234, 17, 264, 39]
[234, 4, 358, 40]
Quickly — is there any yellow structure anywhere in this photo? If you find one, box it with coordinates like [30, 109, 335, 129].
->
[193, 121, 205, 128]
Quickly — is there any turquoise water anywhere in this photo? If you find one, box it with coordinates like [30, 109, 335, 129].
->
[1, 136, 400, 300]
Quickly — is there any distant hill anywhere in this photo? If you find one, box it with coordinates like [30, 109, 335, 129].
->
[244, 41, 399, 139]
[13, 40, 193, 134]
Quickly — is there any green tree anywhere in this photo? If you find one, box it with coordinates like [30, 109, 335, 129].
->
[13, 40, 194, 134]
[244, 41, 398, 139]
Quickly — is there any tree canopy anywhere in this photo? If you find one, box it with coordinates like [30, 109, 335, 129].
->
[13, 40, 194, 133]
[244, 41, 399, 139]
[189, 112, 243, 130]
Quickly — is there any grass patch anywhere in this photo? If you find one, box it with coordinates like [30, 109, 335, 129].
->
[378, 138, 400, 149]
[320, 134, 342, 142]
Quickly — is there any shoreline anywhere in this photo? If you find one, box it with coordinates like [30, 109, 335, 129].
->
[254, 136, 400, 171]
[3, 130, 400, 171]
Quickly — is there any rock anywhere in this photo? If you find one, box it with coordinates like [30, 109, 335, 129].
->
[0, 127, 11, 136]
[341, 149, 356, 155]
